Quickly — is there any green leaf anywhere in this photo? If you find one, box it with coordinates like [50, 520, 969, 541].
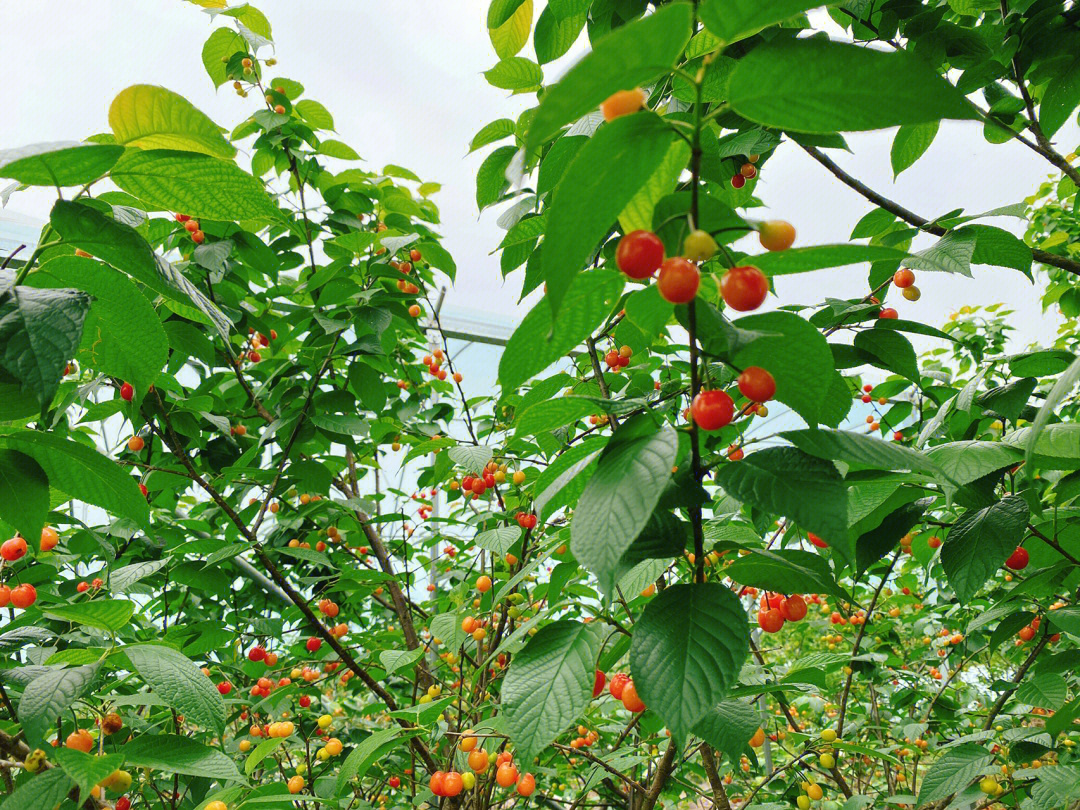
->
[534, 436, 608, 521]
[855, 499, 928, 575]
[503, 620, 600, 765]
[941, 496, 1029, 603]
[500, 269, 624, 393]
[317, 139, 361, 160]
[18, 663, 100, 747]
[0, 430, 149, 527]
[201, 27, 247, 88]
[245, 737, 285, 776]
[110, 149, 278, 222]
[727, 39, 976, 133]
[0, 767, 73, 810]
[732, 311, 836, 426]
[782, 428, 946, 478]
[543, 113, 675, 317]
[572, 417, 678, 594]
[45, 599, 135, 632]
[714, 447, 848, 541]
[336, 728, 409, 796]
[751, 244, 910, 276]
[699, 0, 838, 44]
[469, 119, 517, 153]
[126, 644, 226, 734]
[52, 748, 125, 805]
[903, 230, 977, 276]
[1016, 673, 1068, 711]
[526, 3, 694, 150]
[630, 583, 750, 744]
[1041, 56, 1080, 137]
[0, 449, 48, 548]
[724, 548, 850, 602]
[49, 200, 178, 301]
[476, 145, 517, 210]
[109, 559, 169, 592]
[1009, 423, 1080, 471]
[0, 282, 90, 408]
[891, 120, 939, 177]
[109, 85, 235, 158]
[474, 526, 522, 554]
[1023, 355, 1080, 475]
[618, 137, 691, 233]
[966, 225, 1032, 279]
[854, 329, 919, 383]
[925, 441, 1022, 486]
[693, 699, 760, 763]
[484, 57, 543, 91]
[294, 99, 334, 130]
[0, 142, 123, 186]
[34, 257, 168, 396]
[535, 5, 586, 64]
[917, 744, 994, 804]
[379, 648, 425, 675]
[489, 0, 533, 60]
[123, 734, 243, 780]
[447, 445, 494, 472]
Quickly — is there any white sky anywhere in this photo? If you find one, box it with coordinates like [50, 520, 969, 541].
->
[3, 1, 1074, 351]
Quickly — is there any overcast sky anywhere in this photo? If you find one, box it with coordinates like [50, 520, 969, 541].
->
[3, 1, 1074, 352]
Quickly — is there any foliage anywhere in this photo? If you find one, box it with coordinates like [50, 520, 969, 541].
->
[4, 2, 1080, 810]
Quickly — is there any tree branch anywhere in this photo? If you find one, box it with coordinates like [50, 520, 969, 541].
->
[800, 144, 1080, 277]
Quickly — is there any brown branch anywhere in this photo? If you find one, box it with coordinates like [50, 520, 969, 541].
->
[699, 745, 731, 810]
[553, 743, 646, 793]
[800, 144, 1080, 278]
[837, 550, 900, 736]
[585, 336, 620, 430]
[143, 396, 439, 772]
[983, 631, 1051, 730]
[639, 743, 677, 810]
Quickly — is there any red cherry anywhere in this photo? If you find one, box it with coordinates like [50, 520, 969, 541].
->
[691, 390, 734, 431]
[737, 367, 776, 403]
[656, 258, 699, 304]
[139, 483, 149, 498]
[248, 645, 267, 662]
[430, 772, 447, 796]
[306, 637, 323, 653]
[928, 536, 942, 549]
[730, 173, 746, 189]
[807, 533, 828, 549]
[721, 266, 768, 311]
[780, 594, 807, 622]
[248, 350, 261, 363]
[878, 307, 899, 319]
[615, 230, 665, 279]
[217, 681, 233, 695]
[1, 536, 27, 561]
[760, 592, 783, 611]
[120, 382, 134, 401]
[299, 695, 311, 708]
[389, 776, 401, 788]
[893, 268, 915, 288]
[1005, 547, 1029, 570]
[605, 350, 620, 368]
[863, 384, 873, 393]
[10, 583, 36, 609]
[609, 672, 629, 700]
[893, 431, 904, 441]
[592, 669, 606, 698]
[757, 608, 784, 633]
[174, 214, 190, 223]
[861, 394, 872, 403]
[116, 799, 131, 810]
